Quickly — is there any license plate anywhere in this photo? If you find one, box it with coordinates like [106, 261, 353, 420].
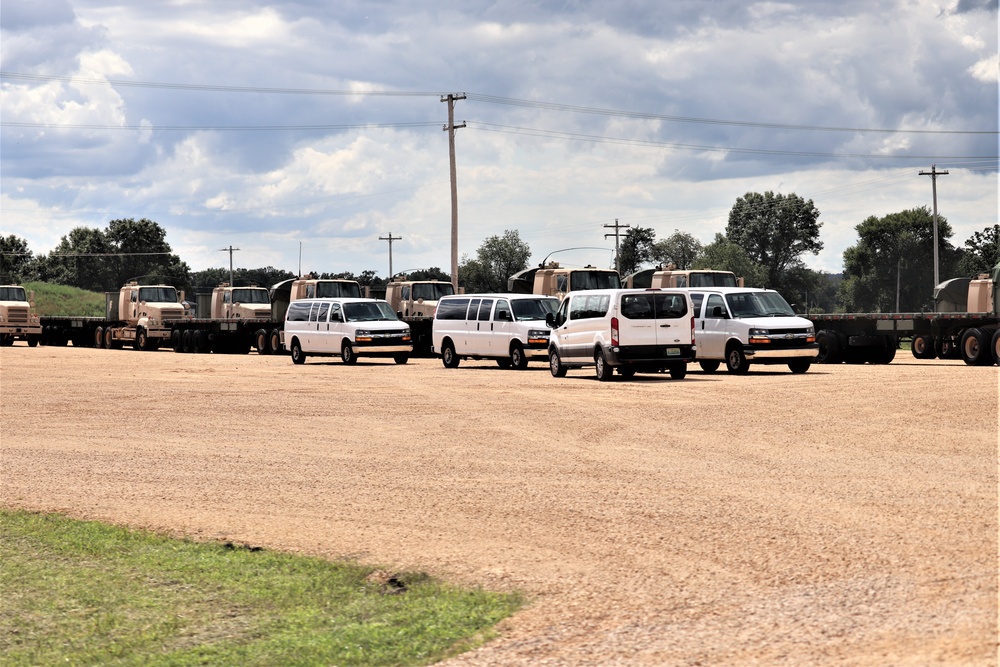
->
[665, 348, 680, 356]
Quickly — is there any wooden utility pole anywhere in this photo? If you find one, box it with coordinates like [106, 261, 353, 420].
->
[442, 93, 466, 291]
[219, 245, 240, 285]
[604, 219, 630, 275]
[379, 232, 402, 280]
[919, 164, 949, 286]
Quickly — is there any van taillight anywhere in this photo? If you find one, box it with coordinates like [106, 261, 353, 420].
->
[611, 316, 619, 347]
[690, 315, 695, 344]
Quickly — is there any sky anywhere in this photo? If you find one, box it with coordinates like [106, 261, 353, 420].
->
[1, 0, 997, 281]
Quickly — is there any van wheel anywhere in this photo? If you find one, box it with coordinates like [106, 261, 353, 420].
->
[441, 341, 460, 368]
[595, 349, 614, 381]
[510, 344, 529, 370]
[341, 341, 357, 365]
[788, 359, 811, 374]
[549, 350, 567, 378]
[291, 339, 306, 364]
[496, 358, 512, 368]
[698, 360, 720, 373]
[725, 345, 750, 374]
[255, 329, 271, 355]
[618, 368, 635, 379]
[394, 355, 409, 365]
[668, 363, 687, 380]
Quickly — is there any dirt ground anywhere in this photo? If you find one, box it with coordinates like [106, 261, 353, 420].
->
[1, 344, 997, 666]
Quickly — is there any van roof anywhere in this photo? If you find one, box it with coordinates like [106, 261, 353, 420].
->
[678, 287, 776, 294]
[440, 293, 559, 300]
[292, 297, 387, 304]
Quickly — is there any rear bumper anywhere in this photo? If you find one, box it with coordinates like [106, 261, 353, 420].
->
[607, 345, 696, 366]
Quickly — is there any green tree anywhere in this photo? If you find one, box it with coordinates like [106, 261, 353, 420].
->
[0, 235, 34, 283]
[840, 207, 960, 312]
[957, 224, 1000, 276]
[652, 230, 702, 270]
[725, 191, 823, 292]
[693, 234, 768, 287]
[105, 218, 189, 290]
[617, 226, 656, 276]
[405, 267, 451, 281]
[458, 230, 531, 293]
[44, 226, 114, 292]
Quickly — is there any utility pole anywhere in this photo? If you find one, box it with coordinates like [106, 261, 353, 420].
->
[604, 219, 630, 275]
[442, 93, 466, 291]
[219, 245, 240, 285]
[379, 232, 402, 280]
[919, 164, 949, 286]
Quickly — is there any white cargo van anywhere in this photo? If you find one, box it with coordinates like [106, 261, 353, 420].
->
[684, 287, 817, 374]
[284, 298, 411, 365]
[545, 288, 696, 380]
[432, 293, 559, 369]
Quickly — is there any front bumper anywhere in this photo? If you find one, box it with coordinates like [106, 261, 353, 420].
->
[745, 345, 818, 362]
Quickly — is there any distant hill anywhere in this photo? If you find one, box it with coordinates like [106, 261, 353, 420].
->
[24, 282, 105, 317]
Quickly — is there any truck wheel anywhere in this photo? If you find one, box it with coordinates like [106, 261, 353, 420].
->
[269, 329, 283, 354]
[26, 335, 39, 348]
[0, 334, 14, 346]
[872, 336, 897, 365]
[911, 334, 934, 359]
[341, 341, 357, 365]
[937, 338, 958, 359]
[725, 345, 750, 374]
[94, 326, 106, 349]
[549, 350, 567, 377]
[181, 329, 194, 353]
[992, 329, 1000, 366]
[441, 341, 460, 368]
[788, 359, 811, 374]
[960, 328, 991, 366]
[698, 360, 720, 373]
[254, 329, 271, 355]
[668, 363, 687, 380]
[290, 339, 306, 365]
[510, 343, 529, 370]
[394, 354, 409, 365]
[170, 329, 182, 352]
[595, 348, 614, 381]
[193, 330, 210, 354]
[815, 330, 841, 364]
[136, 329, 150, 351]
[104, 328, 115, 350]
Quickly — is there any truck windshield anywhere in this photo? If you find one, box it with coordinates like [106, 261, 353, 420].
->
[316, 282, 362, 298]
[570, 271, 621, 291]
[689, 272, 738, 287]
[231, 288, 269, 304]
[511, 298, 559, 321]
[725, 292, 795, 317]
[344, 301, 398, 322]
[0, 287, 27, 301]
[412, 283, 454, 301]
[138, 287, 178, 303]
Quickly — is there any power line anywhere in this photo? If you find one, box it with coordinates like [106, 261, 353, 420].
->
[0, 121, 442, 132]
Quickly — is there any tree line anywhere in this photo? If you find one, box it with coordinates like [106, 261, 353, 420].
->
[2, 193, 997, 313]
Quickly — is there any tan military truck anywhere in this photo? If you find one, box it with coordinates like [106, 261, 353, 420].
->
[626, 267, 743, 289]
[383, 279, 456, 355]
[508, 263, 622, 299]
[0, 284, 42, 346]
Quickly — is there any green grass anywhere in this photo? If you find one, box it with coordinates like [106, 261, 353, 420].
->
[0, 510, 522, 667]
[24, 281, 106, 317]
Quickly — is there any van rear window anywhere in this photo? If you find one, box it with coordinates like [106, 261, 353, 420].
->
[436, 298, 470, 320]
[620, 293, 687, 319]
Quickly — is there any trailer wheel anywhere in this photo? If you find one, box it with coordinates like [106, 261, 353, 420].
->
[193, 330, 210, 354]
[181, 329, 194, 353]
[725, 344, 750, 374]
[870, 336, 897, 365]
[254, 329, 271, 355]
[94, 326, 106, 349]
[290, 339, 306, 365]
[269, 329, 283, 354]
[815, 330, 840, 364]
[992, 329, 1000, 366]
[911, 334, 934, 359]
[960, 328, 991, 366]
[341, 341, 357, 365]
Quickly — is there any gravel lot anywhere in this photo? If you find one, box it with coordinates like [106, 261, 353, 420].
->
[1, 345, 997, 666]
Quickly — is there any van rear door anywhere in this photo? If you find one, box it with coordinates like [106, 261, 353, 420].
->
[617, 292, 657, 352]
[653, 292, 691, 347]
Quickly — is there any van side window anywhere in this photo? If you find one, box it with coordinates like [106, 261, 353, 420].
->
[690, 293, 705, 317]
[287, 302, 311, 321]
[570, 294, 609, 320]
[621, 294, 654, 319]
[436, 298, 470, 320]
[493, 300, 510, 321]
[316, 302, 330, 322]
[478, 299, 493, 321]
[706, 294, 726, 318]
[309, 304, 322, 322]
[553, 299, 569, 327]
[467, 298, 481, 320]
[654, 293, 687, 318]
[329, 302, 342, 322]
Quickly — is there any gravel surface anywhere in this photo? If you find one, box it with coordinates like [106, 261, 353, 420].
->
[1, 345, 997, 665]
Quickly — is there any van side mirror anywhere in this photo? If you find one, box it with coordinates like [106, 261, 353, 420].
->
[545, 313, 555, 327]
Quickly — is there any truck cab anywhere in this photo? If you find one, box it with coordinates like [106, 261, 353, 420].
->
[211, 284, 271, 319]
[0, 285, 42, 346]
[108, 282, 185, 350]
[508, 264, 621, 299]
[384, 280, 455, 319]
[627, 268, 743, 289]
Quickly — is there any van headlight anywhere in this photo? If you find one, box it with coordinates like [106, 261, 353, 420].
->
[749, 328, 771, 344]
[527, 329, 549, 344]
[355, 329, 372, 342]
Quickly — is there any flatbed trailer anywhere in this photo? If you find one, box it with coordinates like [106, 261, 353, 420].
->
[166, 317, 281, 354]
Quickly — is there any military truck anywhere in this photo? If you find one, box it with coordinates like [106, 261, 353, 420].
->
[0, 285, 42, 346]
[383, 279, 456, 355]
[810, 262, 1000, 366]
[625, 267, 743, 289]
[507, 263, 621, 298]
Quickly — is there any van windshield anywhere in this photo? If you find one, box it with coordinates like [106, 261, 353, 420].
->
[138, 287, 178, 303]
[511, 298, 559, 321]
[725, 292, 795, 317]
[344, 301, 398, 322]
[231, 288, 269, 304]
[412, 283, 455, 301]
[0, 287, 27, 301]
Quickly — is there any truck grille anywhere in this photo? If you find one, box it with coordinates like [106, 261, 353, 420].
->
[160, 310, 184, 321]
[6, 307, 29, 324]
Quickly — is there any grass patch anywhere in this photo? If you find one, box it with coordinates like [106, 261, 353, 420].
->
[23, 282, 106, 317]
[0, 510, 522, 666]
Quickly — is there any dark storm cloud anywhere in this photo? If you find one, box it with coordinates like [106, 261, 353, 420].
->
[954, 0, 998, 13]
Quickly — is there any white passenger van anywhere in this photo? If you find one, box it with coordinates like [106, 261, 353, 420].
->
[546, 288, 696, 380]
[683, 287, 817, 374]
[432, 293, 559, 369]
[284, 298, 411, 365]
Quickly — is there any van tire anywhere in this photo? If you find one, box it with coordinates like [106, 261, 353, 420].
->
[725, 344, 750, 374]
[595, 348, 614, 381]
[549, 350, 567, 378]
[290, 339, 306, 364]
[341, 341, 357, 365]
[394, 355, 409, 365]
[668, 363, 687, 380]
[788, 359, 811, 374]
[510, 344, 529, 370]
[618, 368, 635, 379]
[698, 360, 720, 373]
[441, 341, 460, 368]
[496, 358, 512, 368]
